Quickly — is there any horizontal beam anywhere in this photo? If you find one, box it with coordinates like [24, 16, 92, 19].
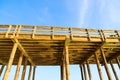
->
[11, 38, 35, 66]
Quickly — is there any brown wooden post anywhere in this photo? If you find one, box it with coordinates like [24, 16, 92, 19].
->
[94, 53, 103, 80]
[65, 45, 70, 80]
[86, 61, 92, 80]
[62, 53, 66, 80]
[116, 58, 120, 69]
[100, 48, 112, 80]
[32, 66, 36, 80]
[83, 64, 87, 80]
[80, 64, 84, 80]
[0, 65, 5, 76]
[21, 58, 27, 80]
[3, 43, 18, 80]
[14, 53, 23, 80]
[28, 65, 32, 80]
[110, 61, 119, 80]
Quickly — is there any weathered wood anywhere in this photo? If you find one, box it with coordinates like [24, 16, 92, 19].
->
[5, 25, 12, 38]
[14, 53, 23, 80]
[28, 65, 32, 80]
[65, 45, 70, 80]
[11, 38, 35, 66]
[86, 61, 92, 80]
[116, 58, 120, 69]
[0, 65, 5, 76]
[32, 66, 36, 80]
[110, 61, 119, 80]
[83, 64, 87, 80]
[100, 48, 112, 80]
[80, 64, 84, 80]
[94, 53, 103, 80]
[3, 43, 18, 80]
[21, 59, 27, 80]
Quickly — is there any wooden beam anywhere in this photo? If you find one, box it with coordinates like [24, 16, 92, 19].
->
[100, 48, 112, 80]
[81, 42, 105, 64]
[110, 61, 119, 80]
[94, 53, 103, 80]
[3, 43, 18, 80]
[0, 65, 5, 76]
[11, 38, 35, 66]
[80, 64, 84, 80]
[28, 65, 32, 80]
[0, 59, 7, 65]
[116, 58, 120, 69]
[83, 64, 87, 80]
[86, 61, 92, 80]
[21, 58, 27, 80]
[32, 66, 36, 80]
[107, 53, 120, 63]
[5, 25, 12, 38]
[14, 53, 23, 80]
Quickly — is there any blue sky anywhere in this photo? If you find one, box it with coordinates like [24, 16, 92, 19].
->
[0, 0, 120, 80]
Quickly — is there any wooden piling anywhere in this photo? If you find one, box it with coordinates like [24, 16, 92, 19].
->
[0, 65, 5, 76]
[100, 48, 112, 80]
[116, 58, 120, 69]
[3, 43, 18, 80]
[28, 65, 32, 80]
[14, 53, 23, 80]
[21, 58, 27, 80]
[65, 45, 70, 80]
[83, 64, 87, 80]
[86, 61, 92, 80]
[110, 61, 119, 80]
[80, 64, 84, 80]
[32, 66, 36, 80]
[94, 53, 103, 80]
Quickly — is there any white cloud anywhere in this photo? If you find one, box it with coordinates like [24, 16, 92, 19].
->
[79, 0, 89, 25]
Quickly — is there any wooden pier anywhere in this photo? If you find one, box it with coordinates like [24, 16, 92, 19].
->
[0, 25, 120, 80]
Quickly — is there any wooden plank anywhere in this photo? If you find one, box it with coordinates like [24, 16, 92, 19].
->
[110, 61, 119, 80]
[14, 53, 23, 80]
[94, 53, 103, 80]
[80, 64, 84, 80]
[0, 65, 5, 76]
[0, 59, 7, 65]
[32, 66, 36, 80]
[86, 61, 92, 80]
[11, 38, 35, 66]
[100, 48, 112, 80]
[21, 58, 27, 80]
[3, 43, 18, 80]
[28, 65, 32, 80]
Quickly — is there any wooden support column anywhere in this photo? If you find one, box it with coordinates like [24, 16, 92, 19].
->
[0, 65, 5, 76]
[83, 64, 87, 80]
[14, 53, 23, 80]
[100, 48, 112, 80]
[21, 58, 27, 80]
[116, 58, 120, 69]
[32, 66, 36, 80]
[61, 54, 66, 80]
[94, 53, 103, 80]
[80, 64, 84, 80]
[3, 43, 18, 80]
[28, 65, 32, 80]
[86, 61, 92, 80]
[65, 44, 70, 80]
[110, 61, 119, 80]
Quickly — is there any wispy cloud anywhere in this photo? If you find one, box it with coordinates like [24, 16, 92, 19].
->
[79, 0, 89, 26]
